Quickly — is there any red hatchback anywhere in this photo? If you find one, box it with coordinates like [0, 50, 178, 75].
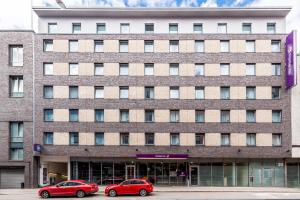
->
[104, 179, 153, 197]
[38, 180, 98, 198]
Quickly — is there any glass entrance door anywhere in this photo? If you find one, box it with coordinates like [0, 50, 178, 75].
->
[190, 166, 199, 186]
[125, 165, 135, 180]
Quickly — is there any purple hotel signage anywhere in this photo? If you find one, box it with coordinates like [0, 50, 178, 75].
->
[285, 30, 297, 90]
[136, 154, 188, 159]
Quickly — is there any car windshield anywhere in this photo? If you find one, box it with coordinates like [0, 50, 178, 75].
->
[120, 180, 129, 185]
[56, 182, 66, 187]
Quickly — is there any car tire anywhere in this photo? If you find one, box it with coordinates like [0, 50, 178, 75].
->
[139, 189, 148, 197]
[76, 190, 85, 198]
[41, 190, 50, 199]
[108, 189, 117, 197]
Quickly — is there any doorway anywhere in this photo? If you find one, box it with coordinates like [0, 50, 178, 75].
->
[125, 165, 135, 180]
[189, 166, 199, 186]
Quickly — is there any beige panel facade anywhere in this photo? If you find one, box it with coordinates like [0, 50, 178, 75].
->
[180, 64, 194, 76]
[53, 40, 68, 52]
[256, 110, 272, 122]
[104, 110, 119, 122]
[256, 87, 272, 99]
[179, 40, 194, 53]
[79, 109, 94, 122]
[205, 40, 220, 53]
[129, 86, 144, 99]
[104, 133, 120, 145]
[154, 63, 169, 76]
[129, 133, 145, 146]
[104, 40, 119, 52]
[154, 40, 169, 53]
[205, 64, 220, 76]
[180, 110, 195, 122]
[180, 133, 195, 146]
[205, 133, 220, 146]
[230, 63, 246, 76]
[53, 63, 69, 75]
[155, 87, 169, 99]
[230, 40, 246, 53]
[256, 133, 272, 146]
[230, 133, 246, 146]
[230, 110, 246, 123]
[104, 86, 119, 99]
[78, 86, 94, 99]
[129, 63, 144, 76]
[78, 63, 94, 76]
[54, 109, 69, 122]
[78, 40, 94, 53]
[256, 63, 272, 76]
[104, 63, 119, 76]
[155, 110, 169, 122]
[155, 133, 170, 146]
[129, 110, 144, 122]
[205, 110, 220, 122]
[129, 40, 144, 53]
[180, 87, 195, 99]
[79, 132, 95, 145]
[230, 87, 246, 99]
[53, 86, 69, 98]
[256, 40, 271, 52]
[205, 87, 220, 99]
[53, 132, 69, 145]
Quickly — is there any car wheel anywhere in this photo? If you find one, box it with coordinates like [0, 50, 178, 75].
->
[108, 189, 117, 197]
[139, 189, 147, 197]
[41, 190, 50, 199]
[76, 190, 85, 198]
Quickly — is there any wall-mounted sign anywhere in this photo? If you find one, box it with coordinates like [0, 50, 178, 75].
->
[136, 154, 188, 159]
[285, 30, 297, 90]
[34, 144, 42, 152]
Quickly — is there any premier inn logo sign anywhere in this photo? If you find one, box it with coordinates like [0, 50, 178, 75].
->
[285, 30, 297, 90]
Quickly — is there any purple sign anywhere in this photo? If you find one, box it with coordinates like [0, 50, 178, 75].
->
[34, 144, 42, 152]
[136, 154, 188, 159]
[285, 30, 297, 90]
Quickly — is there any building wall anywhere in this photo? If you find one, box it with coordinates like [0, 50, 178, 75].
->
[292, 55, 300, 157]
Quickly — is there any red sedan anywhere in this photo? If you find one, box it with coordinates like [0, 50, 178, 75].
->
[104, 179, 153, 197]
[38, 180, 98, 198]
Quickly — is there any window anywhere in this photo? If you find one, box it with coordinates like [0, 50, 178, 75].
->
[169, 63, 179, 76]
[169, 40, 179, 52]
[69, 132, 79, 145]
[119, 86, 129, 99]
[69, 86, 78, 99]
[220, 40, 229, 52]
[120, 133, 129, 145]
[242, 23, 252, 34]
[119, 40, 128, 52]
[272, 63, 281, 76]
[120, 23, 130, 33]
[220, 63, 230, 76]
[169, 23, 178, 33]
[272, 133, 282, 146]
[43, 40, 53, 52]
[9, 45, 23, 66]
[246, 110, 256, 123]
[145, 23, 154, 33]
[43, 63, 53, 75]
[272, 110, 282, 123]
[170, 86, 179, 99]
[72, 23, 81, 33]
[170, 133, 180, 145]
[272, 87, 281, 99]
[10, 122, 23, 143]
[196, 133, 205, 145]
[144, 63, 154, 76]
[246, 87, 256, 99]
[94, 40, 104, 52]
[193, 23, 203, 33]
[267, 23, 276, 34]
[195, 64, 204, 76]
[69, 109, 79, 122]
[272, 40, 281, 52]
[119, 63, 129, 76]
[246, 40, 255, 52]
[43, 132, 53, 145]
[96, 23, 106, 33]
[247, 133, 256, 146]
[246, 63, 256, 76]
[221, 110, 230, 123]
[9, 76, 23, 97]
[95, 109, 104, 122]
[43, 85, 53, 99]
[145, 110, 154, 122]
[94, 63, 104, 76]
[120, 109, 129, 122]
[170, 110, 179, 123]
[48, 23, 57, 33]
[220, 87, 230, 100]
[195, 86, 204, 99]
[221, 133, 230, 146]
[95, 132, 104, 145]
[195, 110, 205, 123]
[145, 86, 154, 99]
[145, 133, 154, 145]
[69, 63, 78, 75]
[144, 40, 154, 52]
[217, 23, 227, 34]
[69, 40, 78, 52]
[95, 86, 104, 99]
[10, 148, 23, 161]
[44, 109, 53, 122]
[195, 40, 204, 52]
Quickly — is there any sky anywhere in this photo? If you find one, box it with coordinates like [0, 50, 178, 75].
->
[0, 0, 299, 51]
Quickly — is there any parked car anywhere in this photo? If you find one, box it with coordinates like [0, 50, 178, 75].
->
[104, 179, 153, 197]
[38, 180, 98, 198]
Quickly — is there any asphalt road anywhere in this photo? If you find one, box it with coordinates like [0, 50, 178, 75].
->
[1, 191, 300, 200]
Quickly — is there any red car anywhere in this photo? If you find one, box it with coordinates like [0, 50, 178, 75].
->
[104, 179, 153, 197]
[38, 180, 98, 198]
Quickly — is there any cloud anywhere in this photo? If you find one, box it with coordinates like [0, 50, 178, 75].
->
[201, 0, 218, 7]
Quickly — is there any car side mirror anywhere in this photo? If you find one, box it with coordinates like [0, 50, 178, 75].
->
[56, 185, 60, 187]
